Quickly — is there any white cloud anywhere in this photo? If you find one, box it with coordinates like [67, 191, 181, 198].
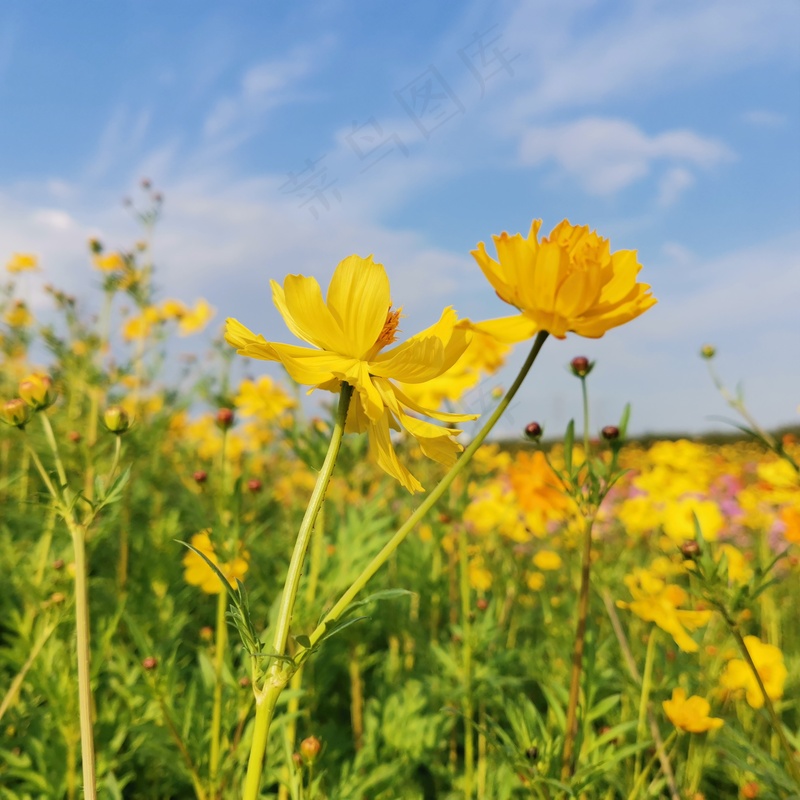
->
[519, 117, 733, 197]
[741, 109, 787, 128]
[656, 167, 695, 207]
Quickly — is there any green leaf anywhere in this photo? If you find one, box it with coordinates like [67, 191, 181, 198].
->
[564, 420, 575, 474]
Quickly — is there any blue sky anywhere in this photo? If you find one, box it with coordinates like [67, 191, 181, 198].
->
[2, 0, 799, 437]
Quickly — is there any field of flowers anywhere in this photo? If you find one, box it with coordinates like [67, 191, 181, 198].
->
[1, 194, 798, 799]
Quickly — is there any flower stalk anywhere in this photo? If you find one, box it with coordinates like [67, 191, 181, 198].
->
[242, 381, 354, 799]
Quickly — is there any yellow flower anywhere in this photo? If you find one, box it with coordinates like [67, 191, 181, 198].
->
[472, 219, 656, 341]
[160, 298, 188, 320]
[182, 531, 249, 594]
[662, 498, 724, 544]
[526, 571, 546, 591]
[4, 300, 33, 328]
[533, 550, 562, 571]
[179, 299, 215, 335]
[226, 254, 475, 492]
[123, 306, 162, 341]
[617, 568, 712, 652]
[6, 253, 39, 273]
[663, 688, 724, 733]
[468, 557, 493, 591]
[234, 376, 296, 421]
[720, 636, 787, 708]
[93, 252, 126, 272]
[715, 544, 753, 585]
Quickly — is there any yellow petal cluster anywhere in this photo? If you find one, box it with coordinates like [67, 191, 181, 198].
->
[471, 219, 656, 341]
[663, 688, 724, 733]
[234, 376, 296, 422]
[225, 254, 476, 493]
[720, 636, 787, 708]
[617, 568, 712, 652]
[6, 253, 39, 273]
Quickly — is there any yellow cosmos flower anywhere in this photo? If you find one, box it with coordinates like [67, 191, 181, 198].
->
[4, 300, 33, 328]
[234, 376, 296, 421]
[182, 531, 249, 595]
[472, 219, 656, 341]
[226, 254, 475, 492]
[179, 299, 215, 336]
[663, 688, 723, 733]
[533, 550, 562, 571]
[6, 253, 39, 273]
[93, 252, 126, 272]
[617, 568, 712, 652]
[720, 636, 787, 709]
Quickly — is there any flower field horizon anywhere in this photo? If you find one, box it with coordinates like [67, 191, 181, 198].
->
[1, 194, 798, 800]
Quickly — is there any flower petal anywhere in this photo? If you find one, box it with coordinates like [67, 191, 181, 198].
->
[225, 318, 282, 362]
[269, 343, 352, 386]
[473, 314, 538, 344]
[281, 274, 350, 353]
[368, 411, 424, 493]
[326, 255, 391, 357]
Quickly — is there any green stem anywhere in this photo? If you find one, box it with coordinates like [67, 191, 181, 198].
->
[580, 375, 590, 455]
[304, 332, 549, 652]
[68, 520, 98, 800]
[209, 588, 228, 796]
[242, 382, 353, 799]
[633, 629, 657, 785]
[561, 514, 596, 780]
[458, 524, 474, 798]
[243, 686, 281, 800]
[40, 412, 68, 489]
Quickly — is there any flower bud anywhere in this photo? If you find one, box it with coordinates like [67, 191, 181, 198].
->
[700, 344, 716, 359]
[601, 425, 619, 441]
[524, 421, 543, 440]
[199, 626, 214, 641]
[19, 374, 57, 411]
[193, 470, 208, 484]
[1, 398, 31, 428]
[239, 676, 251, 688]
[299, 736, 322, 764]
[680, 540, 701, 559]
[569, 356, 594, 377]
[476, 597, 489, 612]
[103, 405, 130, 434]
[53, 559, 65, 571]
[247, 478, 262, 493]
[68, 430, 82, 443]
[141, 656, 158, 670]
[88, 237, 103, 254]
[216, 408, 235, 430]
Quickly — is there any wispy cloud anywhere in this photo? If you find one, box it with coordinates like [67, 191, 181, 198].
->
[505, 0, 800, 119]
[203, 39, 334, 142]
[519, 117, 733, 197]
[741, 109, 788, 128]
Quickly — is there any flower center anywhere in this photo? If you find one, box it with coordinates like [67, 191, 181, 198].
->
[375, 306, 403, 349]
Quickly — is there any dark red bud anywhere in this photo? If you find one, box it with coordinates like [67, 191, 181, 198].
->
[216, 408, 234, 429]
[601, 425, 619, 441]
[524, 421, 543, 440]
